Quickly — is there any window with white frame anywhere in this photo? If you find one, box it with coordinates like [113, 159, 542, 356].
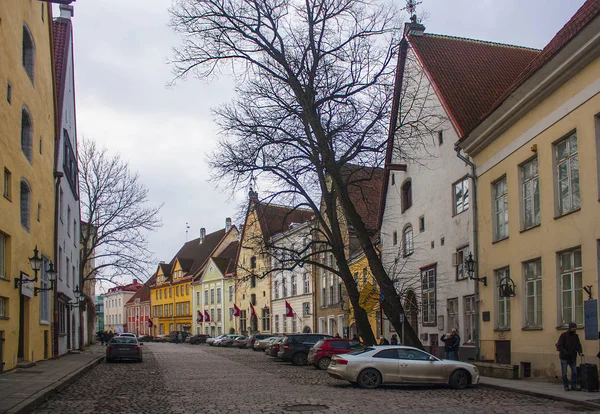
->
[274, 315, 280, 333]
[282, 276, 288, 297]
[210, 288, 215, 304]
[292, 315, 297, 333]
[216, 288, 221, 303]
[421, 265, 436, 325]
[524, 259, 542, 328]
[403, 225, 413, 257]
[0, 296, 7, 317]
[274, 280, 279, 299]
[229, 307, 234, 321]
[464, 295, 475, 343]
[282, 314, 287, 333]
[560, 248, 583, 326]
[303, 274, 310, 294]
[495, 267, 511, 329]
[555, 133, 580, 216]
[493, 177, 508, 241]
[303, 302, 310, 317]
[21, 108, 33, 162]
[455, 246, 469, 280]
[453, 176, 469, 215]
[217, 308, 222, 322]
[22, 25, 35, 82]
[521, 157, 540, 229]
[228, 285, 234, 302]
[447, 298, 459, 330]
[40, 257, 50, 323]
[291, 275, 297, 296]
[20, 180, 31, 230]
[196, 291, 200, 306]
[204, 290, 208, 304]
[0, 233, 6, 279]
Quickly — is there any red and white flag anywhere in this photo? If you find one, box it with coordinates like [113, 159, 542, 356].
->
[204, 310, 211, 322]
[233, 304, 241, 317]
[197, 310, 204, 323]
[148, 319, 153, 328]
[249, 302, 256, 318]
[285, 301, 294, 318]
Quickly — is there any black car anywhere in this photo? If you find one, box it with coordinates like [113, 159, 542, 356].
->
[277, 334, 333, 365]
[189, 334, 210, 344]
[106, 337, 143, 362]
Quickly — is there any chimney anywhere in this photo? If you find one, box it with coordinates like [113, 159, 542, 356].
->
[60, 4, 74, 19]
[132, 279, 138, 284]
[225, 217, 232, 232]
[200, 228, 206, 244]
[404, 15, 425, 37]
[248, 186, 259, 203]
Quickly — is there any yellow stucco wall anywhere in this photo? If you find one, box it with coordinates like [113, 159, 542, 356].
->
[0, 1, 56, 371]
[348, 253, 379, 340]
[473, 56, 600, 377]
[150, 262, 192, 335]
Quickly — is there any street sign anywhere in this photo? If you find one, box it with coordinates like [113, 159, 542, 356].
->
[20, 272, 33, 298]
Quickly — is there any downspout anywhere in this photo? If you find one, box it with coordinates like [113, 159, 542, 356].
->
[454, 144, 480, 361]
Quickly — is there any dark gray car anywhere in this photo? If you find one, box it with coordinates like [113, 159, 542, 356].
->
[106, 337, 143, 362]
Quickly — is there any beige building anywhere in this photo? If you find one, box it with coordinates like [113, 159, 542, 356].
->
[459, 1, 600, 377]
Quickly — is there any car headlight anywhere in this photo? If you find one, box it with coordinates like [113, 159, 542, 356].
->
[472, 366, 479, 374]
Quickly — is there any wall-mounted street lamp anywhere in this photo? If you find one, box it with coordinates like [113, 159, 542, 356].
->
[465, 252, 487, 286]
[34, 262, 57, 296]
[14, 246, 51, 290]
[69, 284, 86, 310]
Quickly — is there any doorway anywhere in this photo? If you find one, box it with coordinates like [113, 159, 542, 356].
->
[18, 293, 24, 360]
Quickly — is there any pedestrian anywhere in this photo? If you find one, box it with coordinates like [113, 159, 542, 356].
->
[441, 330, 458, 360]
[451, 328, 460, 360]
[390, 334, 398, 345]
[556, 322, 584, 391]
[378, 336, 389, 345]
[177, 331, 183, 344]
[99, 331, 105, 346]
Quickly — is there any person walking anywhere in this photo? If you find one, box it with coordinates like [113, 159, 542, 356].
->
[378, 336, 390, 345]
[441, 330, 458, 360]
[99, 331, 105, 346]
[557, 322, 584, 391]
[177, 331, 184, 344]
[390, 334, 398, 345]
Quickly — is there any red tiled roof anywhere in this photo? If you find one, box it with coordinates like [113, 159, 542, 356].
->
[213, 241, 240, 276]
[341, 164, 384, 233]
[52, 18, 71, 117]
[126, 274, 156, 305]
[409, 33, 540, 137]
[253, 204, 314, 240]
[475, 0, 600, 130]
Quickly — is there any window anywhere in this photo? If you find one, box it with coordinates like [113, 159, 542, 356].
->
[391, 173, 395, 186]
[493, 177, 509, 241]
[274, 315, 280, 333]
[262, 308, 270, 331]
[421, 265, 436, 325]
[464, 295, 475, 343]
[402, 225, 413, 257]
[555, 133, 580, 215]
[21, 108, 33, 162]
[274, 280, 279, 299]
[438, 130, 444, 146]
[521, 157, 540, 229]
[3, 169, 11, 200]
[374, 349, 399, 359]
[524, 259, 542, 328]
[283, 315, 287, 333]
[6, 82, 12, 104]
[303, 302, 310, 317]
[186, 284, 190, 295]
[250, 274, 256, 288]
[67, 206, 71, 236]
[392, 231, 397, 246]
[303, 274, 310, 294]
[560, 248, 583, 326]
[228, 285, 234, 302]
[210, 288, 215, 304]
[338, 280, 343, 303]
[419, 216, 425, 232]
[0, 233, 6, 279]
[401, 179, 412, 213]
[453, 177, 469, 215]
[292, 315, 297, 333]
[282, 277, 288, 297]
[0, 297, 6, 318]
[39, 136, 42, 154]
[58, 302, 66, 333]
[240, 310, 247, 333]
[455, 246, 469, 280]
[20, 180, 31, 230]
[196, 291, 200, 305]
[22, 25, 35, 82]
[496, 267, 511, 329]
[447, 298, 459, 331]
[204, 290, 208, 305]
[291, 276, 297, 296]
[217, 308, 222, 322]
[216, 288, 221, 303]
[250, 256, 257, 269]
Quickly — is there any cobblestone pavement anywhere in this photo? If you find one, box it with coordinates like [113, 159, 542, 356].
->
[34, 343, 599, 414]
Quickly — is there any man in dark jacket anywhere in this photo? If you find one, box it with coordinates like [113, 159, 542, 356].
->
[441, 330, 458, 360]
[557, 322, 584, 391]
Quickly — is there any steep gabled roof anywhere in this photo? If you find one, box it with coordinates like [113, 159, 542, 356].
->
[253, 203, 314, 240]
[341, 164, 384, 233]
[408, 33, 540, 137]
[52, 18, 70, 104]
[212, 241, 240, 277]
[126, 274, 156, 305]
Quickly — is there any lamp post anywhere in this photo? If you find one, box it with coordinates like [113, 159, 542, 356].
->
[14, 246, 43, 290]
[465, 252, 487, 286]
[34, 262, 57, 295]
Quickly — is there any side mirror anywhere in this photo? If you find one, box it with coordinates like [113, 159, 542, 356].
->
[429, 356, 436, 361]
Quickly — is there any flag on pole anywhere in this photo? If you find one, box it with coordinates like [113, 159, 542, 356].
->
[197, 310, 204, 323]
[204, 310, 211, 322]
[285, 301, 294, 317]
[249, 302, 256, 318]
[148, 319, 153, 328]
[233, 304, 241, 317]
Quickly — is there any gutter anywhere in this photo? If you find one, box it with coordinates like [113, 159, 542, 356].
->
[454, 144, 480, 361]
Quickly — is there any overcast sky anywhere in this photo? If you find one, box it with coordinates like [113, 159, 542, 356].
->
[58, 0, 585, 287]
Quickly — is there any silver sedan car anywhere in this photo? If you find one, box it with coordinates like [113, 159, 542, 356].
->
[327, 346, 479, 389]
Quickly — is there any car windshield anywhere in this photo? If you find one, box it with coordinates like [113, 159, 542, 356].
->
[111, 338, 137, 344]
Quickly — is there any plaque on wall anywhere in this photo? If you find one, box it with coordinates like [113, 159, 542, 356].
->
[482, 311, 491, 322]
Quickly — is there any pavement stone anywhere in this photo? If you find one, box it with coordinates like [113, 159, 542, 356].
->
[32, 343, 600, 413]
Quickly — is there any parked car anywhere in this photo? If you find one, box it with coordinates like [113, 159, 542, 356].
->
[106, 336, 143, 362]
[116, 332, 137, 339]
[232, 336, 249, 348]
[189, 334, 210, 345]
[138, 335, 154, 343]
[169, 331, 191, 343]
[327, 346, 480, 390]
[207, 335, 225, 346]
[277, 334, 333, 365]
[247, 334, 272, 350]
[254, 336, 280, 351]
[154, 334, 169, 343]
[217, 334, 241, 347]
[265, 337, 285, 357]
[308, 338, 365, 370]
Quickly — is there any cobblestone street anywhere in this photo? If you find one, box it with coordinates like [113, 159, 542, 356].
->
[33, 343, 599, 414]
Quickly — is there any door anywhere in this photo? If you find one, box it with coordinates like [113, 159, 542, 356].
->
[495, 340, 511, 364]
[370, 348, 401, 383]
[398, 349, 445, 383]
[18, 293, 25, 360]
[430, 334, 439, 357]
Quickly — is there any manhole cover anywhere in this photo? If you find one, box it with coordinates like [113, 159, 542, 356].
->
[15, 370, 44, 374]
[284, 404, 329, 412]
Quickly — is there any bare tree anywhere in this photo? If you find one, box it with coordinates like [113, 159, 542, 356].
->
[79, 139, 163, 289]
[170, 0, 427, 347]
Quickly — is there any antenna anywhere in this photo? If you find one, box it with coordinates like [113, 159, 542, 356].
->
[406, 0, 422, 18]
[185, 222, 190, 241]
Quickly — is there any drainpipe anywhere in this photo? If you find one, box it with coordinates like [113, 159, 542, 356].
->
[454, 144, 481, 361]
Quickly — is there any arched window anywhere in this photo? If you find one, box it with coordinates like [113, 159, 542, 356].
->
[21, 107, 33, 162]
[20, 179, 31, 230]
[401, 179, 412, 213]
[402, 224, 413, 257]
[22, 24, 35, 82]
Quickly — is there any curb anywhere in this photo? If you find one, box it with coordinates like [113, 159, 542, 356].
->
[479, 381, 600, 410]
[7, 354, 105, 414]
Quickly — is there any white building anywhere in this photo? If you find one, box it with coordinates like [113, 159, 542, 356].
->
[52, 5, 82, 354]
[102, 280, 141, 333]
[270, 221, 315, 335]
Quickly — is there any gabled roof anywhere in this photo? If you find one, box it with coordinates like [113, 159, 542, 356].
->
[52, 18, 70, 104]
[408, 33, 540, 138]
[212, 241, 240, 277]
[126, 274, 156, 305]
[252, 203, 314, 240]
[476, 0, 600, 129]
[158, 262, 171, 276]
[341, 164, 384, 233]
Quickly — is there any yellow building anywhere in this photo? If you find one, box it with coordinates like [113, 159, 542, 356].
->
[348, 250, 380, 340]
[459, 2, 600, 377]
[0, 1, 57, 371]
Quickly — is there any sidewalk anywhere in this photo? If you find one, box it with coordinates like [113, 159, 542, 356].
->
[0, 344, 105, 414]
[480, 375, 600, 410]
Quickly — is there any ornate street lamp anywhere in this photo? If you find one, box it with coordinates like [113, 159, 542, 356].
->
[34, 262, 57, 296]
[15, 246, 45, 289]
[465, 252, 487, 286]
[69, 284, 86, 310]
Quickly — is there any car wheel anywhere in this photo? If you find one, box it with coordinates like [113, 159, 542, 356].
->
[317, 357, 331, 370]
[357, 368, 382, 389]
[449, 369, 469, 390]
[292, 352, 308, 366]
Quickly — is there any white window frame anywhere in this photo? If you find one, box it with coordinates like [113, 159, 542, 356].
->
[291, 275, 297, 296]
[495, 267, 511, 330]
[520, 157, 540, 229]
[463, 295, 475, 343]
[447, 298, 459, 330]
[524, 258, 542, 328]
[559, 248, 583, 326]
[0, 233, 6, 279]
[228, 285, 234, 302]
[0, 296, 7, 317]
[455, 245, 469, 281]
[303, 274, 310, 294]
[492, 176, 508, 241]
[453, 176, 469, 215]
[403, 225, 413, 257]
[274, 280, 279, 299]
[555, 132, 580, 216]
[421, 265, 436, 325]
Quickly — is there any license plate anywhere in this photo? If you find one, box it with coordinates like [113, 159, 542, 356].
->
[119, 348, 129, 351]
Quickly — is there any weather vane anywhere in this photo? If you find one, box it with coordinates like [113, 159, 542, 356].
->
[185, 222, 190, 241]
[406, 0, 422, 18]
